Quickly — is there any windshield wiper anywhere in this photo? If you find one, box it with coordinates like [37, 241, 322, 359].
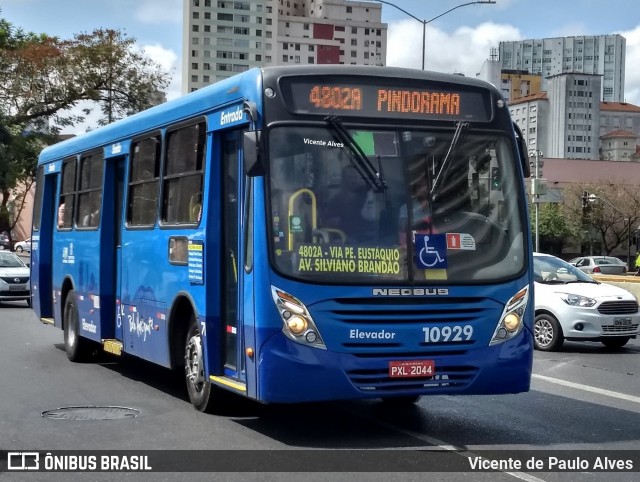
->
[431, 121, 469, 199]
[325, 115, 387, 192]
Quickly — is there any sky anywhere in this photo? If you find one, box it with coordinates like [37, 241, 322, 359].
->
[3, 0, 640, 132]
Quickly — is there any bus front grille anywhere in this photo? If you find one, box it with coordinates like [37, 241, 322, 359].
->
[346, 365, 477, 392]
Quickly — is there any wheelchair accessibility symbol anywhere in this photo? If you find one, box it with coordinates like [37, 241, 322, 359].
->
[414, 233, 447, 269]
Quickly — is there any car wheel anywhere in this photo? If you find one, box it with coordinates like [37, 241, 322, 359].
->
[16, 246, 23, 253]
[63, 290, 93, 362]
[534, 314, 564, 351]
[601, 337, 630, 349]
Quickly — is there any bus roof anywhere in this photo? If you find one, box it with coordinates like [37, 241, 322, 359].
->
[38, 65, 501, 164]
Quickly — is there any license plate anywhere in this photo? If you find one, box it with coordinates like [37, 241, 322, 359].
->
[9, 284, 26, 291]
[389, 360, 435, 378]
[614, 317, 632, 326]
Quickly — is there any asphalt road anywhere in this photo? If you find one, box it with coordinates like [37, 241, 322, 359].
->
[0, 302, 639, 482]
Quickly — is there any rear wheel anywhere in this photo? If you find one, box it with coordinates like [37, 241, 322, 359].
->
[15, 246, 23, 253]
[63, 290, 93, 362]
[601, 337, 630, 349]
[184, 316, 218, 413]
[534, 313, 564, 351]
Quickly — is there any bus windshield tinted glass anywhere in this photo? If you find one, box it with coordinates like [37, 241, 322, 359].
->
[268, 126, 526, 283]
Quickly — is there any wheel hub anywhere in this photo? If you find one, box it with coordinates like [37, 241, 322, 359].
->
[185, 334, 205, 390]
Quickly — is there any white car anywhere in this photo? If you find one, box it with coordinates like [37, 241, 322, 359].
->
[13, 238, 31, 253]
[0, 251, 31, 306]
[533, 252, 640, 350]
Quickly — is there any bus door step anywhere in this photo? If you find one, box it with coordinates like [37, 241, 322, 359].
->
[102, 339, 123, 356]
[210, 375, 246, 394]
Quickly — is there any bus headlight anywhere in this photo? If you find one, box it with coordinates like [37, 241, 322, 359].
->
[271, 286, 326, 349]
[286, 315, 308, 335]
[489, 286, 528, 345]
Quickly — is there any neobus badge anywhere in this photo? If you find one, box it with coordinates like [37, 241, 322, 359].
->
[220, 106, 244, 126]
[372, 288, 449, 296]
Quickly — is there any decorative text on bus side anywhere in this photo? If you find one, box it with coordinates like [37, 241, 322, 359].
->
[220, 106, 244, 126]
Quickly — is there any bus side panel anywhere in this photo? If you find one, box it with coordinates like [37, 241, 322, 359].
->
[32, 171, 57, 319]
[119, 229, 170, 367]
[53, 231, 103, 342]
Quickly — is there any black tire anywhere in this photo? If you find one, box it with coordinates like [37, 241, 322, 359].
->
[380, 395, 422, 406]
[601, 337, 630, 349]
[184, 316, 217, 413]
[26, 297, 31, 308]
[15, 246, 23, 253]
[63, 290, 93, 362]
[533, 313, 564, 351]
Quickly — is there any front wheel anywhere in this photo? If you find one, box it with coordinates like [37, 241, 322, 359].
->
[534, 313, 564, 351]
[601, 337, 630, 349]
[15, 246, 23, 253]
[184, 317, 218, 413]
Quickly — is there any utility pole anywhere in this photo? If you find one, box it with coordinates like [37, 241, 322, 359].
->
[529, 150, 545, 252]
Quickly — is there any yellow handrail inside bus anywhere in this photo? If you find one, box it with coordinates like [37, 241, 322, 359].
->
[287, 188, 317, 251]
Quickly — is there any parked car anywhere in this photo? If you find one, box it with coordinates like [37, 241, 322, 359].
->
[13, 238, 31, 253]
[569, 256, 627, 275]
[0, 233, 10, 251]
[533, 252, 639, 351]
[0, 251, 31, 306]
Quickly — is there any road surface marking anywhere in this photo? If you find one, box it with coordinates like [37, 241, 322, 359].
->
[533, 374, 640, 404]
[342, 405, 546, 482]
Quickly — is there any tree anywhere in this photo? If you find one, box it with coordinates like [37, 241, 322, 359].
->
[531, 202, 579, 256]
[0, 15, 171, 239]
[563, 184, 640, 256]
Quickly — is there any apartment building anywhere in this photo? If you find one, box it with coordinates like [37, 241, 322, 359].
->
[600, 101, 640, 140]
[498, 35, 626, 102]
[182, 0, 387, 94]
[509, 73, 602, 160]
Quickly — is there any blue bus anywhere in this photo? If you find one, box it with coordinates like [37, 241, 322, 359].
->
[31, 65, 533, 412]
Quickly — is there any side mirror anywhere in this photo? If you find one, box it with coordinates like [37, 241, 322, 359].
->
[513, 122, 530, 178]
[243, 130, 264, 177]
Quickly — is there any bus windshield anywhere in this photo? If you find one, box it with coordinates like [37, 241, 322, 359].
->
[268, 124, 526, 284]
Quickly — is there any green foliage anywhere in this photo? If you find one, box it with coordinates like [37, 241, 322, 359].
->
[547, 184, 640, 256]
[531, 202, 579, 255]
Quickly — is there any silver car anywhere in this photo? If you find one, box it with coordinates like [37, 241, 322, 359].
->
[0, 252, 31, 306]
[570, 256, 627, 275]
[533, 253, 639, 350]
[13, 238, 32, 253]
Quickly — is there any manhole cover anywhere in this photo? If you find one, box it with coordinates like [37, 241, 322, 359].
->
[41, 406, 140, 421]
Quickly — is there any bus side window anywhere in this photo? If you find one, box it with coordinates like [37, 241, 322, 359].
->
[162, 121, 205, 225]
[59, 156, 77, 229]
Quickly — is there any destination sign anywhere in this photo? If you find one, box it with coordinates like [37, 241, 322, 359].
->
[281, 77, 493, 121]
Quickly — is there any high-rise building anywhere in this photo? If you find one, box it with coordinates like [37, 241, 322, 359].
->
[498, 35, 626, 102]
[509, 73, 602, 160]
[182, 0, 387, 94]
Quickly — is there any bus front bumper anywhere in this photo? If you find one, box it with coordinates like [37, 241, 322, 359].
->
[256, 331, 533, 403]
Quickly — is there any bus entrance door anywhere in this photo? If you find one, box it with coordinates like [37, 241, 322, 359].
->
[220, 130, 245, 382]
